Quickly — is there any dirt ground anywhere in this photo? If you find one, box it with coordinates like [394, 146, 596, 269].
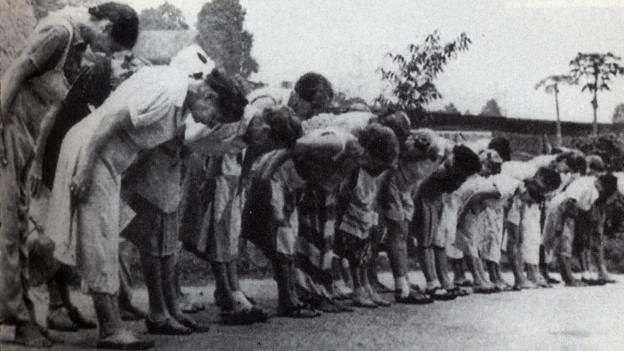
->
[2, 272, 624, 351]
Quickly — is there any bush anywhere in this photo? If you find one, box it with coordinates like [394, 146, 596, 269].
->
[567, 133, 624, 171]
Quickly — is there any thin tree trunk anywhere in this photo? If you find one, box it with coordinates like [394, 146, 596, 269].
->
[592, 90, 598, 136]
[592, 72, 599, 136]
[554, 89, 562, 146]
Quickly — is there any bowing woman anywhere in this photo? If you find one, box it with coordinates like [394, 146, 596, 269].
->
[46, 66, 247, 350]
[0, 2, 138, 347]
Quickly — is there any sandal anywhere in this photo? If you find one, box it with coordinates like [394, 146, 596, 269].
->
[395, 290, 434, 305]
[425, 287, 457, 301]
[276, 305, 321, 319]
[47, 307, 78, 332]
[473, 285, 498, 294]
[68, 306, 97, 329]
[455, 279, 474, 287]
[447, 287, 470, 297]
[97, 331, 154, 350]
[145, 318, 192, 335]
[219, 309, 255, 325]
[581, 278, 606, 286]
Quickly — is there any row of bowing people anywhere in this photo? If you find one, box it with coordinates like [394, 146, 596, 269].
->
[2, 5, 621, 348]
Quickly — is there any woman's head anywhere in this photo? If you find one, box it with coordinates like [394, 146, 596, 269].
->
[479, 149, 503, 176]
[488, 137, 511, 162]
[289, 72, 334, 119]
[521, 167, 562, 204]
[596, 173, 618, 203]
[244, 106, 303, 152]
[403, 128, 440, 162]
[87, 2, 139, 54]
[109, 51, 144, 88]
[187, 69, 248, 125]
[377, 110, 411, 152]
[357, 124, 399, 176]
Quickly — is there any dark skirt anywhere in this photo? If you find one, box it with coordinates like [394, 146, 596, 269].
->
[122, 195, 179, 257]
[241, 176, 298, 263]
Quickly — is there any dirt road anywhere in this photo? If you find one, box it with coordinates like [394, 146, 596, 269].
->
[2, 272, 623, 351]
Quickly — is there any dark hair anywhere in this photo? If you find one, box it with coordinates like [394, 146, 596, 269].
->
[453, 145, 481, 175]
[598, 173, 618, 198]
[264, 106, 303, 148]
[524, 179, 545, 203]
[205, 69, 248, 123]
[534, 167, 561, 193]
[555, 152, 576, 170]
[377, 110, 411, 148]
[573, 154, 587, 175]
[359, 124, 399, 167]
[89, 2, 139, 49]
[294, 72, 334, 107]
[488, 137, 511, 162]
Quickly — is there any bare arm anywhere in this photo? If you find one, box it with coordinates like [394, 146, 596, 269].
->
[71, 107, 132, 200]
[0, 55, 39, 123]
[28, 102, 63, 196]
[458, 189, 501, 219]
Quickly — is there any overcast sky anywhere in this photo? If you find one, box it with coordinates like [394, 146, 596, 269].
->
[123, 0, 624, 123]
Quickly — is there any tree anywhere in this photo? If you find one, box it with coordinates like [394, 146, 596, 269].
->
[535, 74, 575, 145]
[569, 52, 624, 135]
[612, 103, 624, 124]
[139, 2, 189, 30]
[196, 0, 258, 78]
[479, 98, 503, 117]
[31, 0, 104, 19]
[443, 103, 460, 114]
[375, 30, 471, 116]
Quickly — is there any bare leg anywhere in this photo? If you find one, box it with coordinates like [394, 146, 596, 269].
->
[162, 255, 207, 332]
[93, 292, 153, 349]
[212, 262, 234, 310]
[433, 247, 453, 290]
[451, 258, 470, 286]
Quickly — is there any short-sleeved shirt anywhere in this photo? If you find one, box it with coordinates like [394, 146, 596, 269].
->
[564, 176, 599, 211]
[23, 17, 85, 85]
[529, 155, 556, 170]
[502, 161, 538, 181]
[302, 111, 374, 135]
[95, 66, 188, 175]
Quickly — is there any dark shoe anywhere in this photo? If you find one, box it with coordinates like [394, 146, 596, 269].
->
[67, 306, 97, 329]
[372, 281, 394, 294]
[120, 303, 147, 321]
[598, 276, 617, 284]
[219, 309, 255, 325]
[145, 318, 192, 335]
[473, 285, 498, 294]
[175, 314, 210, 332]
[454, 278, 474, 287]
[425, 287, 457, 300]
[581, 278, 606, 286]
[276, 305, 321, 318]
[447, 287, 470, 297]
[250, 306, 270, 323]
[395, 290, 434, 305]
[351, 294, 378, 308]
[47, 307, 78, 332]
[545, 276, 560, 284]
[565, 280, 587, 287]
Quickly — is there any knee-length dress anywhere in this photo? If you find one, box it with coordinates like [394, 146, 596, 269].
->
[46, 66, 188, 294]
